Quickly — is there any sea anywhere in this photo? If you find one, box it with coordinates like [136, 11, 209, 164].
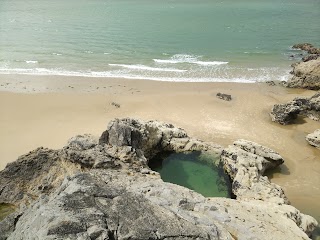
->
[0, 0, 319, 82]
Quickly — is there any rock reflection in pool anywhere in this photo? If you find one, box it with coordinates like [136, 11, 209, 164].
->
[149, 151, 231, 198]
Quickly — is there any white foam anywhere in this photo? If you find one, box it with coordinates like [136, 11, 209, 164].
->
[0, 66, 290, 83]
[52, 53, 62, 56]
[25, 60, 38, 64]
[154, 54, 228, 66]
[109, 64, 187, 73]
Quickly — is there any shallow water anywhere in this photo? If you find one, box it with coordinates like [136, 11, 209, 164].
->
[1, 0, 319, 81]
[149, 151, 231, 197]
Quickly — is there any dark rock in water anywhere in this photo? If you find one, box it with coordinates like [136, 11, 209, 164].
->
[306, 129, 320, 149]
[0, 118, 318, 239]
[302, 54, 319, 62]
[292, 43, 314, 52]
[270, 92, 320, 124]
[292, 43, 320, 55]
[216, 92, 232, 101]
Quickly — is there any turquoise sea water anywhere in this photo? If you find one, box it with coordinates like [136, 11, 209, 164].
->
[0, 0, 319, 82]
[149, 152, 231, 197]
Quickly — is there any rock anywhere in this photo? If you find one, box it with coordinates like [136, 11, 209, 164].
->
[270, 92, 320, 124]
[216, 92, 232, 101]
[292, 43, 314, 52]
[221, 139, 288, 204]
[270, 103, 301, 125]
[111, 102, 120, 108]
[266, 80, 276, 86]
[302, 54, 319, 62]
[99, 118, 222, 159]
[306, 129, 320, 148]
[0, 118, 318, 239]
[286, 58, 320, 90]
[292, 43, 320, 55]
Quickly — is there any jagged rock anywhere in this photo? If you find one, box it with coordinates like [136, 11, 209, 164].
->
[270, 92, 320, 125]
[306, 129, 320, 148]
[292, 43, 320, 55]
[216, 92, 232, 101]
[221, 139, 288, 204]
[99, 118, 222, 159]
[302, 54, 319, 62]
[266, 80, 276, 86]
[0, 118, 318, 239]
[270, 103, 301, 125]
[286, 58, 320, 90]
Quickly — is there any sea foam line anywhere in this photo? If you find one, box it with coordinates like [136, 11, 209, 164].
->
[25, 60, 38, 64]
[109, 64, 187, 72]
[153, 53, 228, 66]
[154, 58, 228, 66]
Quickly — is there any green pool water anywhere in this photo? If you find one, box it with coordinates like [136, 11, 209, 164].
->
[149, 151, 231, 198]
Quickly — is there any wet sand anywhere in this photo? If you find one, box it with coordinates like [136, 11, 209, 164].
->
[0, 74, 319, 223]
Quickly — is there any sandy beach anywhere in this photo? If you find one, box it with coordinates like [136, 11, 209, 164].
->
[0, 74, 319, 222]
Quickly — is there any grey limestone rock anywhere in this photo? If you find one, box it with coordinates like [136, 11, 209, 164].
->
[306, 129, 320, 148]
[0, 118, 318, 240]
[99, 118, 222, 159]
[286, 58, 320, 90]
[270, 92, 320, 125]
[221, 139, 288, 204]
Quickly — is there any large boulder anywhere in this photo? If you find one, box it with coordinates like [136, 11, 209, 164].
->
[99, 118, 222, 159]
[306, 129, 320, 148]
[221, 139, 287, 204]
[286, 58, 320, 90]
[270, 92, 320, 125]
[0, 118, 318, 239]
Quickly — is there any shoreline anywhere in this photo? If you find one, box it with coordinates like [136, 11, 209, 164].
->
[0, 74, 319, 224]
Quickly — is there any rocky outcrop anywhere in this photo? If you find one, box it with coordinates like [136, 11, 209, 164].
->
[306, 129, 320, 148]
[99, 118, 223, 159]
[292, 43, 320, 55]
[270, 92, 320, 124]
[286, 43, 320, 90]
[0, 118, 318, 239]
[286, 58, 320, 90]
[221, 140, 287, 204]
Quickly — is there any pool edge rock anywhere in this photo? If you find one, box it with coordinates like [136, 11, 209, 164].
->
[0, 118, 318, 239]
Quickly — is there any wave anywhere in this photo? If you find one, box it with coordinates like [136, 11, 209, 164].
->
[109, 64, 187, 72]
[0, 67, 290, 83]
[25, 60, 38, 64]
[153, 54, 228, 66]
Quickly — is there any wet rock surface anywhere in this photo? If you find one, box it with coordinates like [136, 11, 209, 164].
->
[0, 118, 318, 240]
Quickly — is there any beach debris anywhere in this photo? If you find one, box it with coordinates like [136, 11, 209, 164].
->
[111, 102, 120, 108]
[216, 92, 232, 101]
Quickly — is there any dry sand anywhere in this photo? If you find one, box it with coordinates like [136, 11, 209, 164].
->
[0, 74, 319, 222]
